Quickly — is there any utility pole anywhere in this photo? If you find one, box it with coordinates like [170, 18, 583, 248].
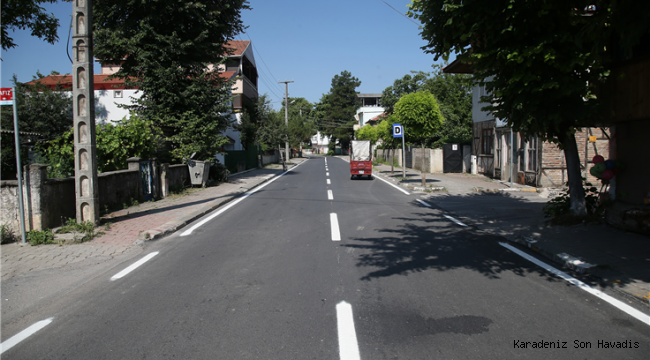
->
[72, 0, 100, 224]
[279, 80, 294, 164]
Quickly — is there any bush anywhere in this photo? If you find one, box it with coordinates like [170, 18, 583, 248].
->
[209, 161, 229, 183]
[27, 229, 55, 246]
[327, 150, 335, 156]
[1, 225, 16, 244]
[56, 218, 100, 242]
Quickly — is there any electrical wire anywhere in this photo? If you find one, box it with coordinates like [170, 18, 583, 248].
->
[379, 0, 420, 26]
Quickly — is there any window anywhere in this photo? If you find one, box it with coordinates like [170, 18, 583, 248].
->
[113, 90, 123, 98]
[481, 128, 493, 155]
[527, 136, 537, 171]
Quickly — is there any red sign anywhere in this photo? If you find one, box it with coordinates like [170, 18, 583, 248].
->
[0, 88, 13, 105]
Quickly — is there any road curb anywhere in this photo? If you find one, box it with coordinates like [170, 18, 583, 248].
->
[137, 163, 300, 243]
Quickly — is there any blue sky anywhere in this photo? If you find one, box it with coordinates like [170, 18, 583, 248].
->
[1, 0, 446, 109]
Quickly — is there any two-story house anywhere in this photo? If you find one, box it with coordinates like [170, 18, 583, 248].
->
[444, 60, 609, 188]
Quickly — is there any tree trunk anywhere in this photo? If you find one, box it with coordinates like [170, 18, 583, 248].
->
[421, 142, 426, 186]
[561, 132, 587, 216]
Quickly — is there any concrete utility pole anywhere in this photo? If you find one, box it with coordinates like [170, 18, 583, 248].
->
[279, 80, 294, 163]
[72, 0, 100, 224]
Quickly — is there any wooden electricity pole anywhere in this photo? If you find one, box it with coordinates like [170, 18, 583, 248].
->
[72, 0, 100, 224]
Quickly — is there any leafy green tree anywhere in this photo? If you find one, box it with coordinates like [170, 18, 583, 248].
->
[34, 115, 163, 177]
[93, 0, 249, 161]
[316, 71, 361, 149]
[394, 91, 444, 185]
[376, 118, 400, 173]
[95, 115, 163, 172]
[355, 124, 379, 144]
[425, 65, 472, 147]
[1, 72, 73, 179]
[1, 0, 62, 51]
[380, 68, 472, 147]
[408, 0, 650, 215]
[281, 97, 316, 150]
[380, 71, 429, 115]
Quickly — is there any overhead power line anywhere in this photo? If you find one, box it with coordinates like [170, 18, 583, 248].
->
[379, 0, 420, 26]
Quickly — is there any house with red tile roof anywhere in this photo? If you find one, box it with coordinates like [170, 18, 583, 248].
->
[25, 40, 259, 155]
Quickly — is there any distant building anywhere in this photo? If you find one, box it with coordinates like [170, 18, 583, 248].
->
[355, 93, 385, 127]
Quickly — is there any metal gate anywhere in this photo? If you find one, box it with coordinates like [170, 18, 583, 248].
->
[404, 145, 415, 169]
[140, 160, 153, 201]
[443, 143, 463, 173]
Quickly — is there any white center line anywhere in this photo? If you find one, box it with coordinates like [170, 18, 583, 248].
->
[1, 317, 53, 354]
[328, 190, 333, 200]
[327, 179, 331, 185]
[326, 172, 330, 177]
[443, 214, 468, 227]
[336, 301, 361, 360]
[374, 174, 410, 195]
[110, 252, 159, 281]
[499, 242, 650, 326]
[330, 213, 341, 241]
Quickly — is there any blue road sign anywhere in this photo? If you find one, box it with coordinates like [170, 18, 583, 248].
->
[393, 124, 403, 138]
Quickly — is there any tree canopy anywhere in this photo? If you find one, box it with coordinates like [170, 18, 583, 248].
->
[407, 0, 650, 215]
[355, 124, 379, 144]
[380, 68, 472, 147]
[316, 71, 361, 148]
[1, 72, 73, 179]
[1, 0, 61, 51]
[93, 0, 250, 161]
[393, 91, 444, 143]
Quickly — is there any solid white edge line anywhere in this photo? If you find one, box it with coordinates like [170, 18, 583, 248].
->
[110, 251, 159, 281]
[499, 242, 650, 326]
[336, 301, 361, 360]
[374, 174, 410, 195]
[330, 213, 341, 241]
[327, 179, 331, 185]
[328, 190, 333, 200]
[416, 199, 431, 207]
[443, 214, 468, 227]
[1, 317, 53, 354]
[180, 160, 306, 236]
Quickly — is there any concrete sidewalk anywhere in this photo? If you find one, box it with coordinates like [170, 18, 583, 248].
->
[367, 159, 650, 308]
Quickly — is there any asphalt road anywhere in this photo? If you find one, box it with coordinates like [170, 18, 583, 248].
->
[2, 155, 649, 359]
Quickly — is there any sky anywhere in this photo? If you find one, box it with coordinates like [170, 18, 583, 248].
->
[1, 0, 448, 110]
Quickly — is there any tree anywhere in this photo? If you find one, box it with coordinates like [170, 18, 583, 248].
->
[316, 71, 361, 149]
[355, 124, 379, 144]
[380, 68, 472, 147]
[281, 97, 316, 150]
[376, 116, 400, 173]
[380, 71, 429, 115]
[93, 0, 250, 161]
[34, 114, 163, 177]
[394, 91, 444, 185]
[408, 0, 650, 215]
[1, 0, 62, 51]
[424, 65, 472, 147]
[1, 72, 73, 179]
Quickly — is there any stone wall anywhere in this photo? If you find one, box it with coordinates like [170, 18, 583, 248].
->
[167, 164, 190, 192]
[1, 181, 24, 236]
[98, 169, 141, 211]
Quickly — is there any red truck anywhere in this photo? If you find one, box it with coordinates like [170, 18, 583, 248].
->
[350, 140, 372, 179]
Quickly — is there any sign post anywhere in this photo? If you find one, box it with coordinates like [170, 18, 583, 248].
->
[1, 87, 27, 244]
[393, 123, 406, 180]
